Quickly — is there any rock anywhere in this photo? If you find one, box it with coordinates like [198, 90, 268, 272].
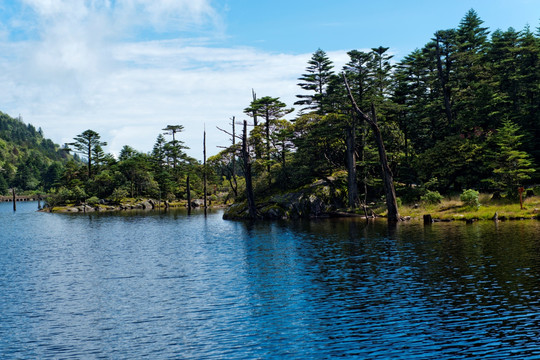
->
[191, 199, 205, 207]
[141, 200, 153, 210]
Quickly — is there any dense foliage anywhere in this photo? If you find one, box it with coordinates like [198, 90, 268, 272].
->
[214, 9, 538, 209]
[3, 10, 538, 209]
[0, 112, 70, 195]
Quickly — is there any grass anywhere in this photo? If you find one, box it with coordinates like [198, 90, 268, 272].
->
[399, 193, 540, 221]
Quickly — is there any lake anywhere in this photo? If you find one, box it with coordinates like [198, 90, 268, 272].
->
[1, 201, 539, 359]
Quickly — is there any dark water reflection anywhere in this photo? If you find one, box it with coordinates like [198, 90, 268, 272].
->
[1, 202, 539, 359]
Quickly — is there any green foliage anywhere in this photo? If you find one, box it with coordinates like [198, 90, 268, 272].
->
[415, 136, 488, 192]
[486, 119, 535, 194]
[0, 174, 8, 195]
[0, 112, 71, 193]
[421, 190, 444, 204]
[111, 187, 129, 204]
[460, 189, 480, 209]
[295, 49, 335, 114]
[86, 196, 100, 206]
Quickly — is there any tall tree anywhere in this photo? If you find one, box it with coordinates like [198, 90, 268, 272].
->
[70, 129, 107, 178]
[295, 49, 335, 114]
[370, 46, 394, 102]
[487, 119, 535, 195]
[454, 9, 491, 131]
[162, 125, 186, 169]
[244, 96, 293, 177]
[343, 74, 400, 222]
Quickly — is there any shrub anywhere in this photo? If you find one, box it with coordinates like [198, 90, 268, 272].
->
[111, 187, 129, 204]
[421, 190, 444, 204]
[460, 189, 480, 209]
[86, 196, 100, 206]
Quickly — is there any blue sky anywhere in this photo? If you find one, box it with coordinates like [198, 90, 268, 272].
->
[0, 0, 538, 158]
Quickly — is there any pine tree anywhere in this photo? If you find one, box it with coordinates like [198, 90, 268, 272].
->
[487, 119, 535, 194]
[295, 49, 335, 114]
[70, 129, 107, 178]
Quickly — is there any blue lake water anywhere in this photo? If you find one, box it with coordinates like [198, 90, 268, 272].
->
[1, 201, 540, 359]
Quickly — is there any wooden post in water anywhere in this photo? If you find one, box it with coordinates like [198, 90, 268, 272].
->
[12, 188, 16, 212]
[37, 194, 42, 210]
[187, 175, 192, 215]
[203, 129, 207, 216]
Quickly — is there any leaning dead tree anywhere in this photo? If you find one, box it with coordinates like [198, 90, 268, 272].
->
[343, 73, 400, 222]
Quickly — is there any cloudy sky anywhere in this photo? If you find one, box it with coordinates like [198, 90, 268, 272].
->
[0, 0, 539, 159]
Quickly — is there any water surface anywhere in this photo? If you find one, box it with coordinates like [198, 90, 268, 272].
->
[1, 201, 539, 358]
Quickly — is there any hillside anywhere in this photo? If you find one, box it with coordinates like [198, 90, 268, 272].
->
[0, 111, 70, 195]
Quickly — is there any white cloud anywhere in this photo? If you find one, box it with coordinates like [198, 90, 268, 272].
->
[0, 1, 349, 159]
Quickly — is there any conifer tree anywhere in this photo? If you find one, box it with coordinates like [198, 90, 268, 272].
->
[295, 49, 335, 114]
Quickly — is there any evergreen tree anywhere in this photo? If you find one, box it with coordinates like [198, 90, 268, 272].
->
[487, 119, 535, 194]
[70, 129, 107, 178]
[244, 96, 293, 177]
[295, 49, 335, 114]
[0, 173, 8, 195]
[454, 9, 491, 131]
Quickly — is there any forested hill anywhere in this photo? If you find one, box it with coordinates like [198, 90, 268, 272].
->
[0, 111, 70, 195]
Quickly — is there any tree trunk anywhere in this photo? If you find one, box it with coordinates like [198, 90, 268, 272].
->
[265, 109, 271, 182]
[435, 34, 453, 127]
[203, 130, 207, 216]
[231, 116, 238, 198]
[370, 105, 400, 222]
[242, 120, 257, 219]
[187, 175, 191, 215]
[345, 122, 359, 208]
[343, 74, 400, 222]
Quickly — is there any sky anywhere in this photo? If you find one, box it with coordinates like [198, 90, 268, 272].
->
[0, 0, 539, 160]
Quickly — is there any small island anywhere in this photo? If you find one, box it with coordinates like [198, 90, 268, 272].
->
[1, 10, 538, 225]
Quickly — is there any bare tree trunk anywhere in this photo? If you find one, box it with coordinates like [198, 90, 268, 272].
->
[187, 175, 191, 215]
[203, 130, 207, 216]
[345, 122, 359, 208]
[231, 116, 238, 198]
[242, 120, 257, 219]
[343, 74, 400, 222]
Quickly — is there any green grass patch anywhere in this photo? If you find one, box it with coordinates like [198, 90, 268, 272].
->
[400, 193, 540, 221]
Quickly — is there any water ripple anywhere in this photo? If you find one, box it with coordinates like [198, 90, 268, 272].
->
[1, 203, 540, 358]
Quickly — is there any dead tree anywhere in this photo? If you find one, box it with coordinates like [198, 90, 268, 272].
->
[203, 129, 207, 216]
[242, 120, 257, 219]
[343, 73, 400, 222]
[187, 175, 192, 215]
[216, 117, 239, 198]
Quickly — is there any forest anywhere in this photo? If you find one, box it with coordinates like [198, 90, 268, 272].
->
[1, 10, 538, 216]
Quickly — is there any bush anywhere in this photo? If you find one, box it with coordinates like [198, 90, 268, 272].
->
[86, 196, 100, 206]
[460, 189, 480, 209]
[111, 187, 129, 204]
[421, 190, 444, 204]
